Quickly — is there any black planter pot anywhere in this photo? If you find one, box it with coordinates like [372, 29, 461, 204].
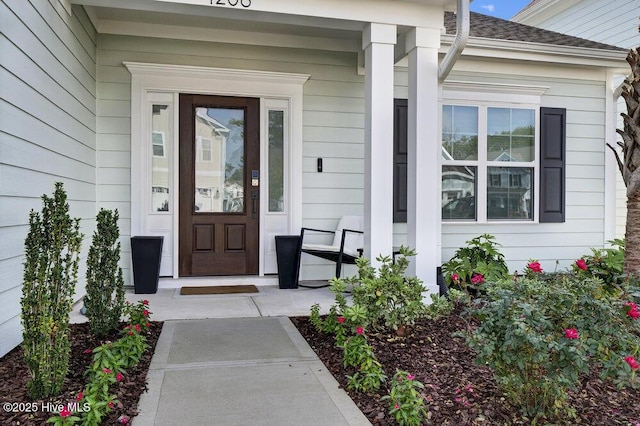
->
[130, 236, 163, 294]
[275, 235, 301, 289]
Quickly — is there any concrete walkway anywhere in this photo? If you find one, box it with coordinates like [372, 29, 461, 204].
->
[132, 316, 370, 425]
[76, 283, 370, 425]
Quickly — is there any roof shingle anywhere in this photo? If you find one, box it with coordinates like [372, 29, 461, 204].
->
[444, 11, 625, 51]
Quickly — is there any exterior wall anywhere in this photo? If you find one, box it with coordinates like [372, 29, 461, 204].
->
[515, 0, 640, 240]
[96, 34, 365, 282]
[394, 64, 609, 273]
[0, 1, 97, 357]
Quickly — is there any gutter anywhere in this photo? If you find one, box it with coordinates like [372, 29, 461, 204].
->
[438, 0, 469, 83]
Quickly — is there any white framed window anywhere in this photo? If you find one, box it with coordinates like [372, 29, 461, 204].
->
[152, 131, 165, 157]
[441, 102, 538, 222]
[201, 138, 213, 162]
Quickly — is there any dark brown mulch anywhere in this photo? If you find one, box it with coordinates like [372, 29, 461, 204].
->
[291, 307, 640, 425]
[0, 321, 162, 425]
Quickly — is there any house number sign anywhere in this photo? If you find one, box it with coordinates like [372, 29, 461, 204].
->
[209, 0, 252, 7]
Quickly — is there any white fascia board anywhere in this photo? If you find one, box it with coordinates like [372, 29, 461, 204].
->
[98, 20, 360, 52]
[75, 0, 446, 29]
[511, 0, 581, 25]
[442, 81, 548, 104]
[440, 35, 628, 70]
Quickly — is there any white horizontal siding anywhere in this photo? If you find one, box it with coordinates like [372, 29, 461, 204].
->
[519, 0, 639, 241]
[0, 1, 97, 357]
[433, 70, 608, 273]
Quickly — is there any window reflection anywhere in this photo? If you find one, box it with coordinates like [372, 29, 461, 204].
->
[151, 104, 170, 212]
[442, 166, 477, 220]
[487, 167, 532, 220]
[194, 107, 245, 213]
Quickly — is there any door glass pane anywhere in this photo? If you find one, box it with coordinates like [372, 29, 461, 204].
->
[152, 104, 170, 212]
[268, 110, 284, 212]
[487, 167, 532, 220]
[487, 108, 535, 162]
[442, 166, 477, 220]
[442, 105, 478, 160]
[194, 107, 245, 213]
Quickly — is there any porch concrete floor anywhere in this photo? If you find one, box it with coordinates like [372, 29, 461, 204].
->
[71, 282, 370, 425]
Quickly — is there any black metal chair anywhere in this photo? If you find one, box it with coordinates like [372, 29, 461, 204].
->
[300, 215, 364, 281]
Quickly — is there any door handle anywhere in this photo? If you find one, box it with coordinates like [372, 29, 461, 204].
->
[251, 192, 258, 219]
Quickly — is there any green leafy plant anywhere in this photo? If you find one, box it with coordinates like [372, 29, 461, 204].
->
[382, 370, 429, 426]
[423, 293, 454, 319]
[573, 239, 626, 289]
[466, 276, 640, 421]
[21, 182, 83, 399]
[48, 301, 153, 425]
[85, 209, 125, 337]
[441, 234, 508, 294]
[342, 326, 387, 392]
[344, 246, 426, 332]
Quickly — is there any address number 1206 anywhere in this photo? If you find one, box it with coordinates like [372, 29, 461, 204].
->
[210, 0, 252, 7]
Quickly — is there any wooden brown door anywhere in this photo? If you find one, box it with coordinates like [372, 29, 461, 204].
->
[179, 94, 260, 276]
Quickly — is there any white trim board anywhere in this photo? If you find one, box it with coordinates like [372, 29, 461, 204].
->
[124, 62, 309, 279]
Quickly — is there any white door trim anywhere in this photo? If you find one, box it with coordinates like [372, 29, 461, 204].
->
[125, 62, 309, 278]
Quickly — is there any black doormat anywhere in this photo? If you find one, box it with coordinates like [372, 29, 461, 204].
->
[179, 285, 259, 295]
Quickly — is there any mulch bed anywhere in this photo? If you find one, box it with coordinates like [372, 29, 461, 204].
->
[291, 307, 640, 425]
[0, 321, 162, 425]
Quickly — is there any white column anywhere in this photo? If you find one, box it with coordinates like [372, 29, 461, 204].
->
[406, 28, 441, 293]
[363, 23, 396, 265]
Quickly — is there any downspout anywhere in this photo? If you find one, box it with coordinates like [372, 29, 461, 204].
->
[438, 0, 470, 83]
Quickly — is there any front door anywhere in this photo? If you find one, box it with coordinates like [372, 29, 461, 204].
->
[178, 94, 260, 276]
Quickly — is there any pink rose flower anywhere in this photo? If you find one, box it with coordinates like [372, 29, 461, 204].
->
[108, 401, 115, 409]
[575, 259, 588, 271]
[143, 299, 149, 305]
[629, 309, 640, 320]
[135, 324, 141, 332]
[60, 406, 71, 418]
[565, 328, 579, 339]
[470, 273, 484, 285]
[407, 374, 415, 380]
[116, 372, 124, 382]
[337, 317, 345, 324]
[624, 356, 639, 370]
[356, 326, 364, 335]
[452, 273, 460, 283]
[527, 261, 543, 273]
[143, 309, 150, 317]
[84, 348, 92, 354]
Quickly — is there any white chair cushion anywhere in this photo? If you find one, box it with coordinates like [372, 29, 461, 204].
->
[331, 215, 364, 256]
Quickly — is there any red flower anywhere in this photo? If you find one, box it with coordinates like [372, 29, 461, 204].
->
[629, 309, 640, 320]
[575, 259, 588, 271]
[470, 273, 484, 285]
[103, 368, 112, 374]
[135, 324, 141, 332]
[407, 374, 415, 380]
[337, 317, 345, 323]
[624, 356, 639, 370]
[527, 262, 543, 273]
[565, 328, 579, 339]
[356, 326, 364, 335]
[116, 372, 124, 382]
[394, 403, 400, 410]
[84, 348, 92, 354]
[108, 401, 115, 409]
[452, 273, 460, 283]
[60, 406, 71, 418]
[143, 309, 150, 317]
[76, 392, 83, 401]
[143, 299, 149, 305]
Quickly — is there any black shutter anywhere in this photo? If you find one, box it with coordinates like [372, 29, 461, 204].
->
[539, 107, 566, 223]
[393, 99, 408, 223]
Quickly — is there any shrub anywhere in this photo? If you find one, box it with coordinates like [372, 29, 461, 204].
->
[441, 234, 508, 294]
[342, 326, 387, 392]
[573, 238, 626, 289]
[344, 246, 427, 332]
[466, 276, 640, 420]
[85, 209, 125, 337]
[382, 370, 429, 426]
[21, 182, 83, 399]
